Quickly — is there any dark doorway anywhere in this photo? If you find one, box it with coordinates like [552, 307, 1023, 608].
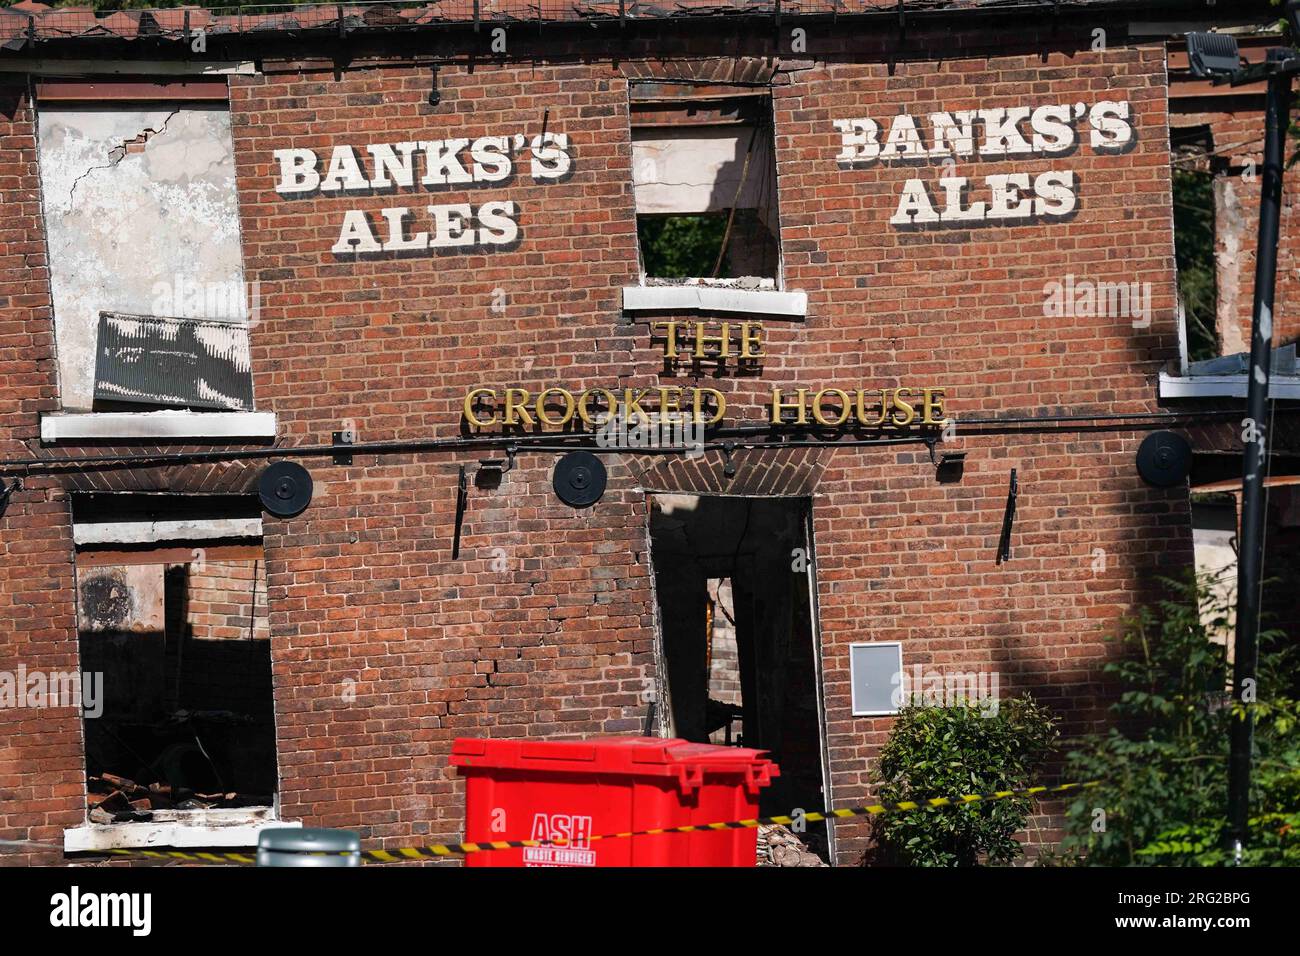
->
[647, 493, 829, 862]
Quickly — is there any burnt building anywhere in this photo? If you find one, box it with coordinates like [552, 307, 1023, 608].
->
[0, 0, 1297, 866]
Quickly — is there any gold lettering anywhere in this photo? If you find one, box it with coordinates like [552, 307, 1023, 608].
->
[656, 321, 684, 360]
[577, 387, 617, 426]
[692, 322, 732, 359]
[467, 384, 946, 431]
[657, 387, 682, 418]
[856, 388, 888, 426]
[922, 387, 949, 426]
[739, 322, 765, 359]
[535, 386, 575, 427]
[812, 388, 851, 426]
[503, 387, 534, 426]
[693, 388, 727, 425]
[463, 387, 498, 427]
[623, 387, 652, 424]
[890, 387, 916, 427]
[770, 388, 810, 425]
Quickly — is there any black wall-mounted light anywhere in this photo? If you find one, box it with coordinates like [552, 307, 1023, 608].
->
[475, 444, 515, 490]
[428, 66, 441, 106]
[1135, 431, 1192, 488]
[926, 439, 965, 483]
[553, 451, 607, 508]
[1186, 31, 1242, 78]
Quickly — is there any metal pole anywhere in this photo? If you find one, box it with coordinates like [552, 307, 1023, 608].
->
[1226, 67, 1290, 859]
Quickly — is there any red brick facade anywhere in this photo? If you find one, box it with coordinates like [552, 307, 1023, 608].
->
[1, 23, 1205, 866]
[0, 85, 85, 862]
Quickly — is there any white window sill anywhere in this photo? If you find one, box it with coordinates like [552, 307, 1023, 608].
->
[65, 808, 295, 852]
[41, 410, 277, 443]
[1158, 371, 1300, 400]
[73, 517, 263, 547]
[622, 284, 807, 317]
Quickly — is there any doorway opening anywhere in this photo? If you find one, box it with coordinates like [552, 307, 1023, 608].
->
[647, 493, 830, 863]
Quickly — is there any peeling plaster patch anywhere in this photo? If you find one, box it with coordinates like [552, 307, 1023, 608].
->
[66, 111, 181, 207]
[107, 115, 178, 164]
[1215, 176, 1248, 356]
[38, 106, 248, 410]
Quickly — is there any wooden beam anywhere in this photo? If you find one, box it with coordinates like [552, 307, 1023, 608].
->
[35, 78, 228, 102]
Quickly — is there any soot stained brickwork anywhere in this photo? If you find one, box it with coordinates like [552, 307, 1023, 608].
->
[0, 24, 1204, 865]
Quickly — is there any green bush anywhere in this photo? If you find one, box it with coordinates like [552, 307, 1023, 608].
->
[637, 214, 728, 278]
[869, 696, 1058, 866]
[1058, 571, 1300, 866]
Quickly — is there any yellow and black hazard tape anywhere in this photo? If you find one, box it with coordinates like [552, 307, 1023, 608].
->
[89, 780, 1099, 865]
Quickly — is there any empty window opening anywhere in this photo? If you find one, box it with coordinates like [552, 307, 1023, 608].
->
[1168, 123, 1219, 363]
[35, 88, 252, 413]
[631, 86, 781, 282]
[73, 494, 276, 828]
[1173, 171, 1219, 363]
[648, 494, 829, 864]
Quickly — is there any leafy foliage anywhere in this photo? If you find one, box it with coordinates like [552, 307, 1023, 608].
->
[1057, 571, 1300, 866]
[869, 696, 1058, 866]
[1172, 170, 1218, 363]
[637, 214, 728, 279]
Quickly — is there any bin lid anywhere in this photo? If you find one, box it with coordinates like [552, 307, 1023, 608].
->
[449, 736, 777, 779]
[257, 827, 361, 853]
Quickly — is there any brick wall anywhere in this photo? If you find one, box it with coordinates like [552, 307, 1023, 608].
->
[773, 44, 1190, 860]
[707, 579, 741, 709]
[229, 59, 654, 843]
[0, 84, 84, 865]
[223, 35, 1192, 865]
[169, 559, 272, 721]
[0, 22, 1200, 867]
[183, 559, 269, 643]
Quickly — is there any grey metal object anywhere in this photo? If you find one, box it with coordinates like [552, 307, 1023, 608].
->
[94, 311, 254, 411]
[256, 827, 361, 867]
[1189, 343, 1297, 377]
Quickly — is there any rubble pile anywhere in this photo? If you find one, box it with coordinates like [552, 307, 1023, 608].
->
[756, 824, 828, 867]
[87, 773, 268, 824]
